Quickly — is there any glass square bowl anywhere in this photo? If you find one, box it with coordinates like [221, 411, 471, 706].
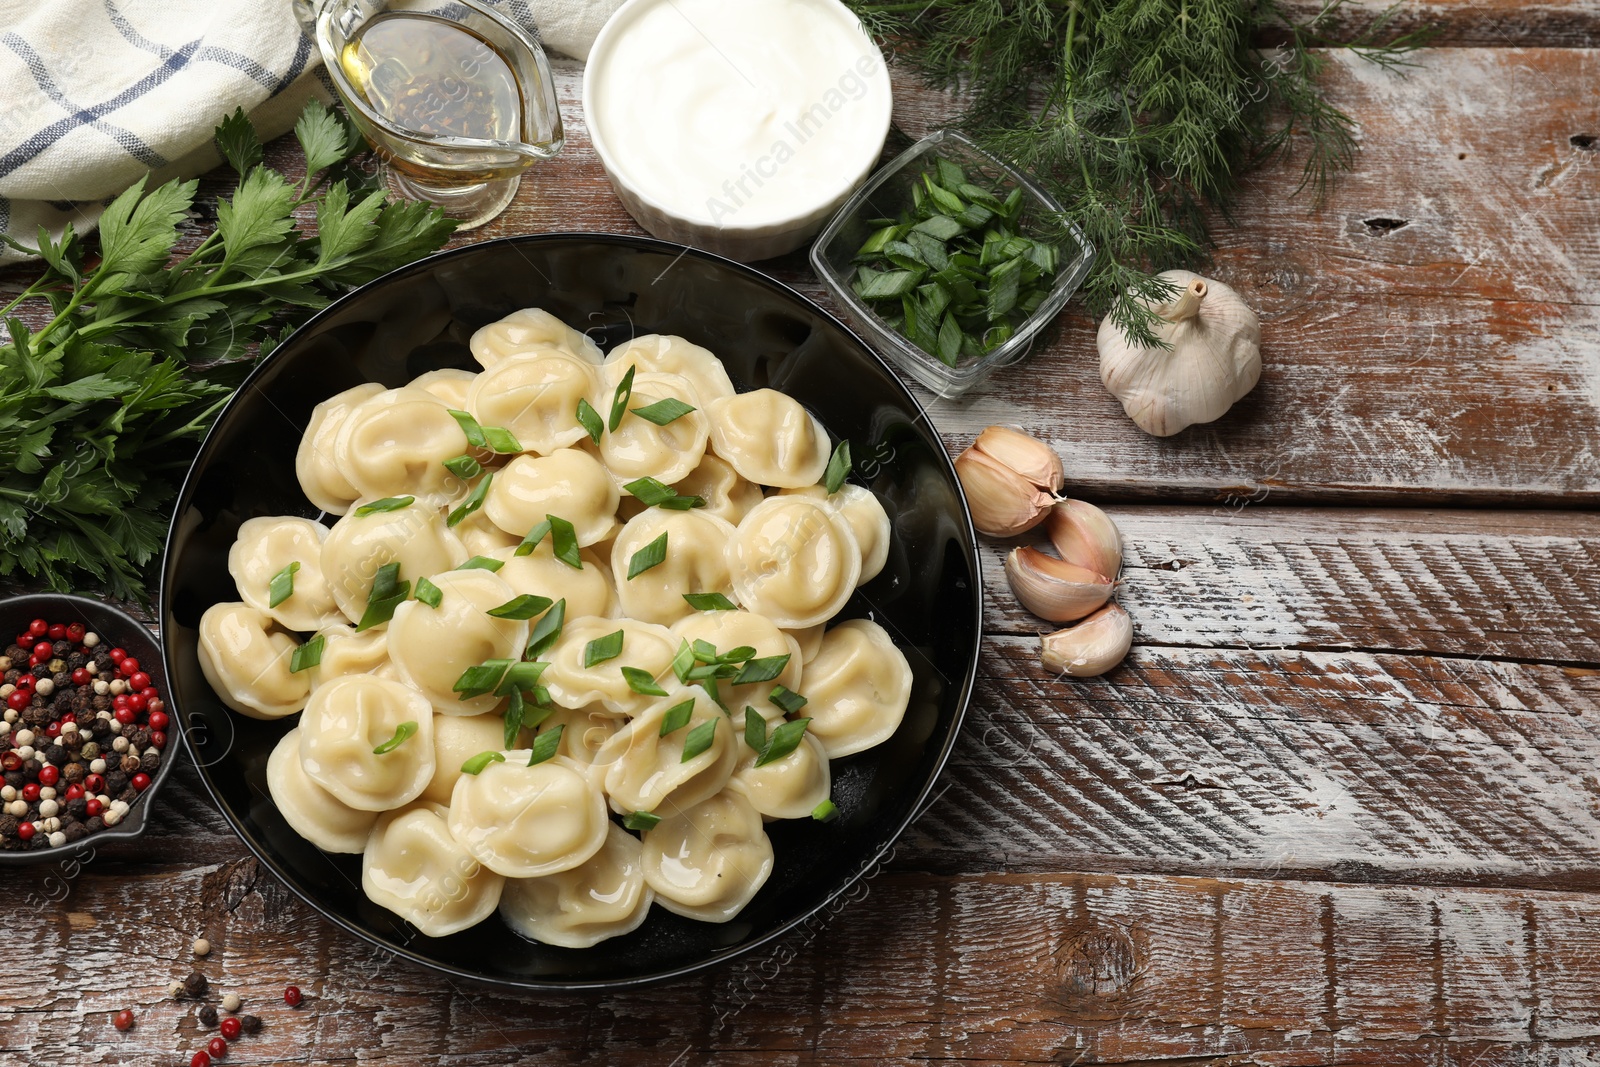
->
[810, 129, 1094, 398]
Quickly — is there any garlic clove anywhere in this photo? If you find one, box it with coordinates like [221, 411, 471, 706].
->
[956, 447, 1053, 537]
[1040, 603, 1133, 678]
[1003, 546, 1114, 623]
[971, 425, 1063, 493]
[1045, 499, 1122, 580]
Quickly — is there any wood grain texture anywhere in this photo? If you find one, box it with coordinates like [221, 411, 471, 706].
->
[1269, 0, 1600, 48]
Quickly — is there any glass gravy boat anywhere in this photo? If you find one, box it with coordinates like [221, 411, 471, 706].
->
[299, 0, 563, 229]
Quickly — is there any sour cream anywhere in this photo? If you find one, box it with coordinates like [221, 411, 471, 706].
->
[584, 0, 892, 259]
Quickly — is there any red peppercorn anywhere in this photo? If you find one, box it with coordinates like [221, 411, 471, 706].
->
[148, 698, 165, 716]
[1, 752, 20, 772]
[149, 711, 169, 732]
[219, 1017, 241, 1041]
[85, 798, 102, 817]
[190, 1052, 211, 1067]
[207, 1037, 228, 1059]
[132, 773, 151, 791]
[112, 693, 131, 710]
[127, 692, 148, 714]
[150, 731, 167, 750]
[65, 783, 84, 800]
[37, 764, 59, 787]
[66, 623, 85, 643]
[27, 619, 48, 638]
[108, 647, 126, 663]
[283, 985, 302, 1007]
[47, 623, 67, 641]
[16, 821, 34, 841]
[85, 773, 105, 793]
[114, 707, 137, 725]
[71, 668, 91, 686]
[15, 673, 33, 689]
[113, 1008, 134, 1031]
[45, 721, 61, 739]
[128, 671, 151, 692]
[118, 657, 140, 678]
[31, 641, 52, 660]
[6, 690, 28, 712]
[21, 783, 40, 803]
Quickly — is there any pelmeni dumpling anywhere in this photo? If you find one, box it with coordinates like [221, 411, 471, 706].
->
[727, 731, 830, 821]
[728, 497, 861, 628]
[604, 334, 735, 406]
[320, 500, 467, 624]
[335, 387, 469, 505]
[307, 623, 391, 689]
[299, 675, 436, 810]
[784, 623, 825, 664]
[471, 307, 603, 368]
[467, 351, 602, 455]
[532, 705, 624, 784]
[296, 382, 385, 515]
[421, 713, 511, 806]
[447, 753, 609, 878]
[781, 484, 891, 585]
[484, 450, 619, 547]
[227, 516, 343, 633]
[266, 728, 378, 853]
[407, 368, 478, 409]
[641, 791, 774, 922]
[673, 454, 764, 526]
[596, 372, 709, 486]
[801, 619, 913, 758]
[492, 542, 616, 620]
[706, 390, 830, 488]
[542, 615, 679, 714]
[596, 687, 739, 814]
[499, 823, 654, 948]
[197, 603, 309, 719]
[387, 569, 528, 715]
[363, 802, 505, 937]
[452, 502, 523, 557]
[671, 610, 801, 719]
[609, 509, 736, 625]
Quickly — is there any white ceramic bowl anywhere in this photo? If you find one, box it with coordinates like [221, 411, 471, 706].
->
[582, 0, 892, 262]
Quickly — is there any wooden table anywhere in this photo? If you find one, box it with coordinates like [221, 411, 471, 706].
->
[6, 3, 1600, 1062]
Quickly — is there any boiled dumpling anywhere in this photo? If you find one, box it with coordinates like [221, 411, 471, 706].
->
[673, 454, 763, 526]
[452, 501, 523, 557]
[447, 753, 609, 878]
[604, 334, 735, 406]
[492, 542, 616, 620]
[470, 307, 603, 367]
[306, 623, 391, 689]
[299, 674, 436, 810]
[387, 569, 528, 716]
[728, 496, 861, 628]
[781, 484, 891, 584]
[596, 371, 708, 486]
[421, 712, 511, 806]
[801, 619, 913, 758]
[726, 731, 829, 820]
[499, 823, 654, 948]
[706, 390, 830, 488]
[296, 382, 384, 516]
[320, 500, 467, 625]
[596, 687, 739, 814]
[541, 615, 679, 715]
[530, 705, 624, 784]
[609, 509, 736, 625]
[670, 610, 801, 719]
[228, 516, 344, 633]
[484, 450, 619, 547]
[363, 801, 505, 937]
[335, 386, 469, 505]
[197, 602, 309, 719]
[641, 791, 774, 922]
[407, 367, 478, 409]
[467, 351, 602, 455]
[784, 623, 825, 664]
[266, 728, 378, 853]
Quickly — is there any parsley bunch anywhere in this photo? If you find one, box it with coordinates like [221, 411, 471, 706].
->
[0, 103, 455, 602]
[850, 0, 1431, 344]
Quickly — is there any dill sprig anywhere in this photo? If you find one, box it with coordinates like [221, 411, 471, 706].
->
[849, 0, 1432, 345]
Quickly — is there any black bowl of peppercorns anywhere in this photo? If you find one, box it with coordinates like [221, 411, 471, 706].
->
[0, 593, 175, 864]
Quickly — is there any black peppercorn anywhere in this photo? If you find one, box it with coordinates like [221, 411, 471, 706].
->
[119, 754, 142, 775]
[30, 663, 49, 679]
[66, 797, 87, 818]
[117, 786, 138, 804]
[106, 771, 128, 794]
[84, 816, 103, 832]
[237, 1015, 262, 1035]
[22, 705, 49, 727]
[51, 639, 70, 657]
[91, 694, 112, 712]
[66, 652, 85, 669]
[183, 972, 208, 998]
[129, 727, 151, 750]
[45, 744, 68, 765]
[21, 759, 40, 777]
[140, 750, 161, 774]
[3, 772, 21, 790]
[0, 814, 17, 837]
[2, 668, 17, 685]
[62, 762, 85, 783]
[198, 1004, 218, 1027]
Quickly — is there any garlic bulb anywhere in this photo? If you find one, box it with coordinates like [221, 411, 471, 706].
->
[1045, 500, 1122, 580]
[1040, 603, 1133, 677]
[954, 426, 1062, 537]
[1097, 270, 1261, 437]
[1003, 547, 1113, 623]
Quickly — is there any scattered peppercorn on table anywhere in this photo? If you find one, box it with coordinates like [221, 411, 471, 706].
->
[5, 4, 1600, 1061]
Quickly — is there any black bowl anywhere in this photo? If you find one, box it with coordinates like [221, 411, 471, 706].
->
[159, 233, 981, 990]
[0, 593, 175, 867]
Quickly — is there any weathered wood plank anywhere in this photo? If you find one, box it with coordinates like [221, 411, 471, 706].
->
[1270, 0, 1600, 49]
[5, 861, 1599, 1065]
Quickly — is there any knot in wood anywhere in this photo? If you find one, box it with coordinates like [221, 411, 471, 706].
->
[1053, 922, 1139, 997]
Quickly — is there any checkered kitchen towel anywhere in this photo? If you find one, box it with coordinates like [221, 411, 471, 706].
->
[0, 0, 622, 266]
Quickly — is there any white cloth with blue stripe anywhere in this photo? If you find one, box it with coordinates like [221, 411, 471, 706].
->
[0, 0, 622, 266]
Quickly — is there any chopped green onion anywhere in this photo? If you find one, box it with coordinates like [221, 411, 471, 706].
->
[680, 717, 718, 762]
[460, 750, 504, 775]
[608, 365, 636, 432]
[691, 639, 720, 662]
[622, 666, 669, 696]
[811, 799, 839, 822]
[446, 473, 492, 528]
[442, 455, 481, 480]
[289, 634, 325, 673]
[823, 440, 852, 494]
[755, 718, 811, 766]
[355, 562, 409, 631]
[583, 629, 624, 667]
[495, 660, 548, 696]
[482, 425, 522, 454]
[355, 495, 414, 517]
[487, 593, 553, 619]
[521, 700, 557, 732]
[682, 592, 737, 611]
[670, 640, 696, 683]
[448, 409, 488, 449]
[413, 576, 443, 608]
[457, 555, 504, 572]
[768, 685, 808, 715]
[623, 477, 679, 506]
[717, 645, 756, 665]
[744, 707, 767, 752]
[453, 658, 514, 699]
[527, 724, 564, 765]
[657, 493, 706, 511]
[503, 691, 526, 747]
[548, 514, 582, 569]
[659, 698, 694, 737]
[732, 654, 790, 686]
[627, 532, 668, 579]
[576, 397, 604, 444]
[525, 598, 565, 658]
[514, 518, 553, 557]
[630, 397, 695, 425]
[372, 720, 418, 755]
[623, 811, 661, 831]
[267, 561, 299, 608]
